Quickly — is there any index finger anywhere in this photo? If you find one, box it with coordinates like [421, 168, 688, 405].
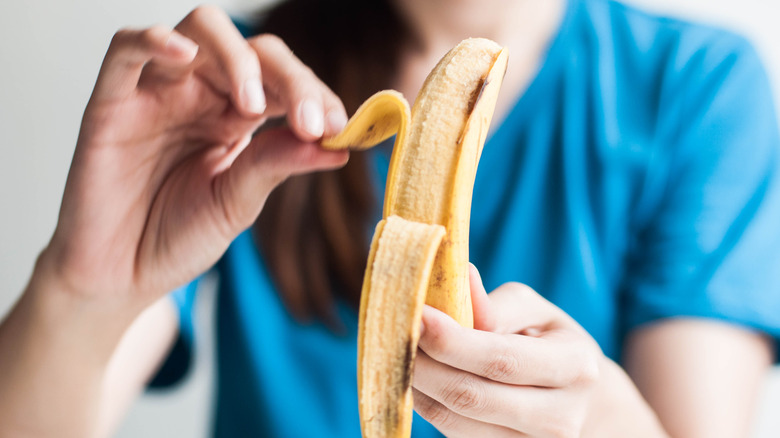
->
[248, 34, 348, 141]
[418, 305, 599, 388]
[93, 26, 198, 101]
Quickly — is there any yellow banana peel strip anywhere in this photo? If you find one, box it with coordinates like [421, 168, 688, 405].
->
[323, 38, 508, 438]
[322, 90, 410, 151]
[358, 216, 445, 438]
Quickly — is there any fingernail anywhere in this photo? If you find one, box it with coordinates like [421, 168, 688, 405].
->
[243, 77, 266, 114]
[469, 262, 481, 279]
[166, 33, 198, 55]
[325, 110, 348, 134]
[418, 319, 426, 337]
[300, 100, 324, 137]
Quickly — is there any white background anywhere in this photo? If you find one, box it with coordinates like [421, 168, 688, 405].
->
[0, 0, 779, 436]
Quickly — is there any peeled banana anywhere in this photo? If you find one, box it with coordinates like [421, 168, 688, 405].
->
[323, 38, 508, 438]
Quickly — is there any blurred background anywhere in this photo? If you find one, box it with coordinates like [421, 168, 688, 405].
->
[1, 0, 779, 436]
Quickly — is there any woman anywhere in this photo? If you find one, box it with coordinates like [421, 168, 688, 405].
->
[1, 0, 778, 436]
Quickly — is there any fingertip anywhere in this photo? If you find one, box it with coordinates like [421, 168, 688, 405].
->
[422, 304, 452, 328]
[324, 108, 348, 136]
[313, 147, 350, 171]
[267, 130, 349, 174]
[422, 304, 436, 323]
[469, 263, 495, 332]
[332, 149, 351, 167]
[469, 262, 482, 282]
[468, 263, 487, 297]
[419, 305, 457, 354]
[420, 306, 435, 336]
[298, 99, 325, 138]
[418, 306, 436, 347]
[241, 77, 266, 115]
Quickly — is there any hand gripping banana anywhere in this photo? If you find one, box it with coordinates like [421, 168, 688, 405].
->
[323, 38, 508, 438]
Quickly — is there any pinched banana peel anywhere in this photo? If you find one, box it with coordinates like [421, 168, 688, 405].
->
[323, 38, 508, 438]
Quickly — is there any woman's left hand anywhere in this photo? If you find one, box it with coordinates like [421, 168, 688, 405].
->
[412, 265, 667, 438]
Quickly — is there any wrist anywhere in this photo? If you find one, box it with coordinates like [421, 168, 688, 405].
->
[23, 252, 143, 362]
[33, 238, 135, 300]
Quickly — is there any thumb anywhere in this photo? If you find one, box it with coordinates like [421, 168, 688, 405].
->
[215, 128, 349, 232]
[469, 263, 498, 332]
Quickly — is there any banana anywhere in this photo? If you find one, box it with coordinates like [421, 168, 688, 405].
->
[358, 216, 445, 438]
[322, 90, 410, 151]
[323, 38, 508, 438]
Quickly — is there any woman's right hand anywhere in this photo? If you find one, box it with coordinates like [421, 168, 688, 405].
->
[35, 6, 349, 316]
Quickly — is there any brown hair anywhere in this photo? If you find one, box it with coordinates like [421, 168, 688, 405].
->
[253, 0, 410, 329]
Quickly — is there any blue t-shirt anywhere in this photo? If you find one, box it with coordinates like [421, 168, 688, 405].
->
[153, 0, 780, 436]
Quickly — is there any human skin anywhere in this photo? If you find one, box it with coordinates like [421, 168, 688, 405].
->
[411, 266, 772, 437]
[0, 1, 774, 437]
[0, 6, 350, 437]
[395, 0, 773, 437]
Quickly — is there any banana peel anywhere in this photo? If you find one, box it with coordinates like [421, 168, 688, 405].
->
[323, 38, 508, 438]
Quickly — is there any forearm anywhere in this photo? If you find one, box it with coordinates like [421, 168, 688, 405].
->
[0, 259, 138, 438]
[624, 319, 773, 438]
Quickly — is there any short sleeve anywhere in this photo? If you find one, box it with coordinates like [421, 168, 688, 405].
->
[623, 34, 780, 355]
[147, 277, 200, 389]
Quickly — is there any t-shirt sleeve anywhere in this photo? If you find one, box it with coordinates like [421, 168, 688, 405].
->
[147, 277, 200, 389]
[623, 33, 780, 355]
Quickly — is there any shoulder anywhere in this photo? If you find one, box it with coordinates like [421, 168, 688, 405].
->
[575, 0, 765, 82]
[567, 0, 775, 152]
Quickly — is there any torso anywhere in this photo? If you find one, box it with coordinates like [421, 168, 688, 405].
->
[200, 1, 780, 436]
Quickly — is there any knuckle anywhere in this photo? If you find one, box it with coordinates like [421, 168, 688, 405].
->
[254, 34, 309, 78]
[253, 33, 290, 53]
[562, 343, 600, 387]
[508, 281, 538, 298]
[188, 4, 225, 23]
[281, 68, 308, 91]
[577, 348, 601, 385]
[442, 375, 486, 414]
[111, 28, 133, 45]
[109, 26, 169, 62]
[299, 63, 316, 78]
[236, 53, 261, 78]
[481, 348, 521, 382]
[139, 25, 170, 47]
[543, 419, 580, 438]
[217, 44, 259, 82]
